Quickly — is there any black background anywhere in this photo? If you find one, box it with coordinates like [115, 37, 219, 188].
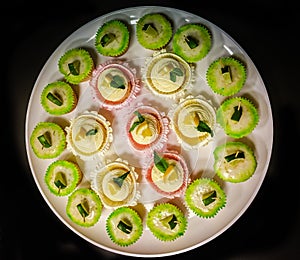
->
[3, 1, 299, 259]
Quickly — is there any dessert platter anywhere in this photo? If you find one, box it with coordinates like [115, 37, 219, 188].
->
[25, 6, 273, 257]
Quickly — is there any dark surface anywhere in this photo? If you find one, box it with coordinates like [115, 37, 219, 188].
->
[3, 1, 299, 259]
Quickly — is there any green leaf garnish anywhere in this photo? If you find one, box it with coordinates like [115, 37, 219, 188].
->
[170, 67, 183, 82]
[225, 151, 245, 162]
[142, 23, 158, 37]
[185, 35, 199, 49]
[117, 219, 132, 234]
[100, 33, 116, 47]
[202, 190, 217, 206]
[231, 105, 243, 121]
[37, 133, 51, 148]
[153, 150, 169, 173]
[46, 92, 62, 106]
[221, 65, 232, 84]
[160, 214, 177, 230]
[68, 60, 80, 75]
[86, 128, 98, 136]
[196, 121, 214, 137]
[113, 171, 130, 188]
[54, 172, 67, 191]
[76, 199, 89, 220]
[110, 75, 125, 89]
[129, 111, 145, 132]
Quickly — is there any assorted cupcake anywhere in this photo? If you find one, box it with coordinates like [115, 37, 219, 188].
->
[213, 141, 257, 183]
[95, 20, 130, 57]
[106, 206, 143, 246]
[58, 48, 94, 84]
[143, 50, 193, 99]
[30, 122, 66, 159]
[146, 203, 188, 242]
[40, 81, 78, 116]
[65, 110, 113, 160]
[172, 23, 212, 63]
[184, 178, 226, 218]
[90, 158, 140, 209]
[206, 56, 247, 96]
[90, 60, 141, 110]
[126, 104, 169, 151]
[66, 188, 103, 227]
[44, 160, 83, 196]
[216, 96, 259, 138]
[136, 13, 173, 50]
[145, 150, 190, 199]
[168, 95, 216, 150]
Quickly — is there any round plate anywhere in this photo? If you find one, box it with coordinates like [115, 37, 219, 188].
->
[25, 6, 273, 257]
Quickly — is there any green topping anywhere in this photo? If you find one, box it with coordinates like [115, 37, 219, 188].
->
[113, 171, 130, 188]
[153, 150, 169, 173]
[68, 60, 80, 76]
[142, 23, 158, 37]
[231, 104, 243, 121]
[225, 151, 245, 162]
[196, 121, 214, 137]
[185, 35, 199, 49]
[54, 171, 67, 191]
[110, 75, 125, 89]
[37, 133, 51, 148]
[77, 199, 89, 220]
[129, 111, 145, 132]
[46, 92, 62, 106]
[221, 65, 232, 84]
[100, 33, 116, 47]
[202, 190, 217, 206]
[86, 128, 98, 136]
[170, 67, 183, 82]
[117, 219, 132, 234]
[161, 214, 177, 230]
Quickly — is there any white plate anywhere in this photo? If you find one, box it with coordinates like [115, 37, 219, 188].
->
[25, 6, 273, 257]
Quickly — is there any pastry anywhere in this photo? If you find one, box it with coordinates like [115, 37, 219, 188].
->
[213, 141, 257, 183]
[40, 81, 77, 115]
[206, 56, 247, 96]
[95, 19, 130, 57]
[172, 23, 211, 63]
[58, 48, 94, 84]
[30, 121, 66, 159]
[106, 206, 143, 246]
[216, 96, 259, 138]
[44, 160, 83, 196]
[136, 13, 173, 50]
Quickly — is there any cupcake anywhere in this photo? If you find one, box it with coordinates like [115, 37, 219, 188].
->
[40, 81, 77, 115]
[95, 20, 130, 57]
[30, 122, 66, 159]
[136, 13, 173, 50]
[66, 188, 102, 227]
[65, 110, 113, 160]
[216, 96, 259, 138]
[89, 60, 141, 110]
[143, 50, 193, 99]
[106, 206, 143, 247]
[146, 203, 187, 242]
[58, 48, 94, 84]
[206, 56, 247, 96]
[145, 150, 190, 199]
[168, 95, 216, 150]
[90, 158, 140, 209]
[44, 160, 83, 196]
[213, 141, 257, 183]
[172, 23, 212, 63]
[184, 178, 226, 218]
[127, 104, 169, 151]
